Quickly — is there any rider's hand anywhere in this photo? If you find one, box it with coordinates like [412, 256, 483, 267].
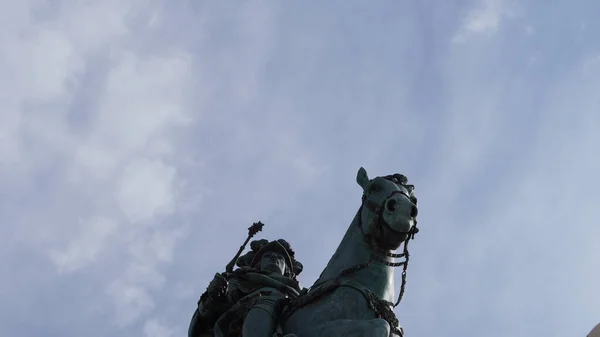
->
[206, 273, 228, 296]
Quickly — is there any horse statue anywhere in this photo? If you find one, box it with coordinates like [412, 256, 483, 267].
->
[188, 167, 419, 337]
[280, 167, 419, 337]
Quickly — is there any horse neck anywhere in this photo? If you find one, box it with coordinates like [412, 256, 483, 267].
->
[312, 210, 395, 302]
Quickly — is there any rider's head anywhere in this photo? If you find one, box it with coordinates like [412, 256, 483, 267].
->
[238, 239, 303, 279]
[257, 250, 287, 275]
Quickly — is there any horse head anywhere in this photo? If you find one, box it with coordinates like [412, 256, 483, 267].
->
[356, 167, 419, 251]
[282, 167, 421, 337]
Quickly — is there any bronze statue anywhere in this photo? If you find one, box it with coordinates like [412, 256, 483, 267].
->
[188, 238, 304, 337]
[189, 167, 420, 337]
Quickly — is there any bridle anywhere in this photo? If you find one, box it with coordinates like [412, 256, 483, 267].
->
[355, 181, 419, 308]
[361, 188, 419, 241]
[281, 180, 419, 336]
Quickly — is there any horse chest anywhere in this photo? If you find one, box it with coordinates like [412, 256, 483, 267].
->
[303, 287, 376, 325]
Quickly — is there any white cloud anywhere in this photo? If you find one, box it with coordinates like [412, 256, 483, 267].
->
[49, 216, 119, 273]
[68, 50, 191, 182]
[103, 226, 186, 326]
[117, 158, 177, 223]
[452, 0, 513, 43]
[144, 319, 175, 337]
[107, 280, 156, 326]
[0, 0, 195, 332]
[0, 23, 81, 164]
[12, 30, 83, 101]
[54, 1, 131, 50]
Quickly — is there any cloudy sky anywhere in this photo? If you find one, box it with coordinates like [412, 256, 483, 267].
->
[1, 0, 599, 336]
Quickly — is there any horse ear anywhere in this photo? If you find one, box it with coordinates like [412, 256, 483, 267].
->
[356, 167, 370, 189]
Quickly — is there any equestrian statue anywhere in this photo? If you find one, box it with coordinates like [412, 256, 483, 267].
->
[188, 167, 419, 337]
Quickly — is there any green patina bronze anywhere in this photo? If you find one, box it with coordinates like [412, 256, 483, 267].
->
[189, 167, 419, 337]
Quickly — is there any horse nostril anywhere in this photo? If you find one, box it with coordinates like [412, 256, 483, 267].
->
[386, 199, 397, 211]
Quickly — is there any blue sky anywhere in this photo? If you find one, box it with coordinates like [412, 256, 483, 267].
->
[1, 1, 599, 336]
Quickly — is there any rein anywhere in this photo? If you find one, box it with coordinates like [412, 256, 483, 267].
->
[355, 191, 419, 308]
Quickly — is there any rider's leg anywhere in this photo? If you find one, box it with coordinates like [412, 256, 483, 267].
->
[242, 294, 282, 337]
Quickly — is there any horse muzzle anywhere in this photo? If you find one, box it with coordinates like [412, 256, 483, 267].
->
[382, 193, 416, 234]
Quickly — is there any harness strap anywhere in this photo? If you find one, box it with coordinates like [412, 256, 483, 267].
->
[282, 279, 403, 336]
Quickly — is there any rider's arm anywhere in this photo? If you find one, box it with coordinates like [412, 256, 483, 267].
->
[226, 276, 246, 303]
[188, 273, 233, 337]
[189, 290, 235, 337]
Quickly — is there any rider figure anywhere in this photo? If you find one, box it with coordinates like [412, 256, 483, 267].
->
[188, 239, 304, 337]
